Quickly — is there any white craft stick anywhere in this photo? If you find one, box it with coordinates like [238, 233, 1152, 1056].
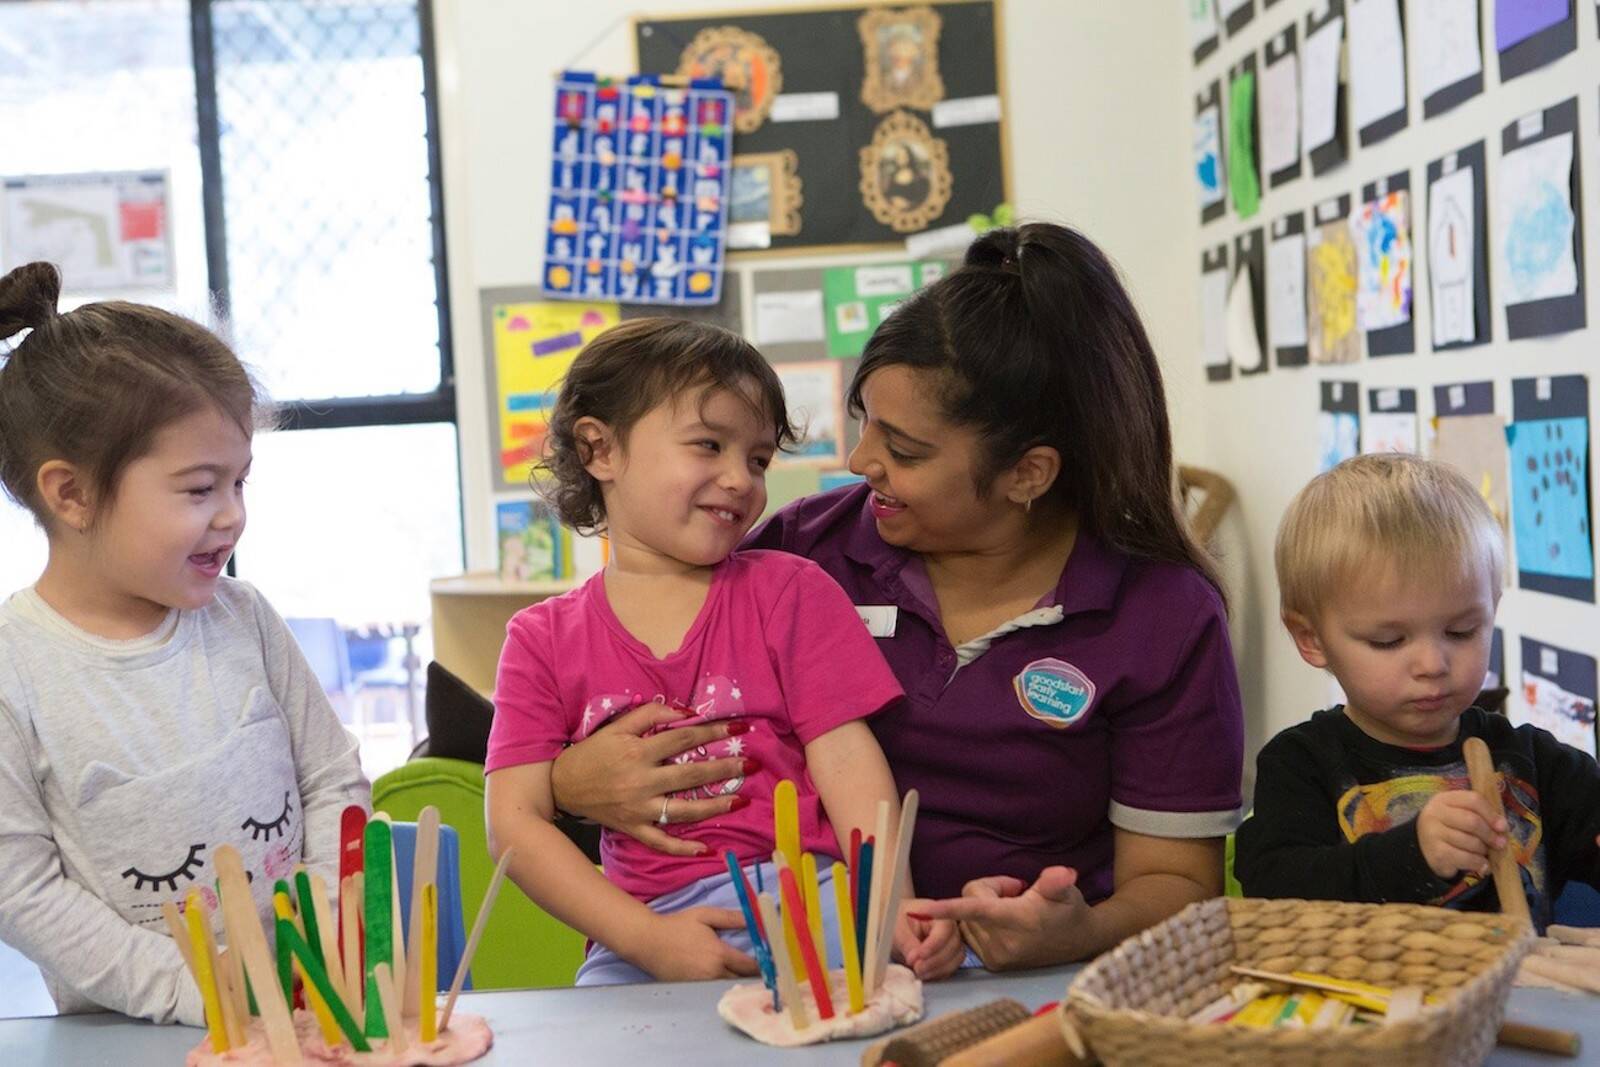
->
[440, 848, 512, 1031]
[860, 800, 892, 997]
[405, 806, 441, 1017]
[870, 789, 919, 994]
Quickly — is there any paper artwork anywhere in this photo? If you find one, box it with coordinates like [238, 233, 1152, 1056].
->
[1507, 415, 1593, 584]
[1260, 53, 1300, 174]
[1350, 191, 1412, 331]
[1195, 106, 1226, 210]
[1228, 72, 1259, 218]
[1267, 230, 1308, 348]
[1307, 220, 1360, 362]
[1348, 0, 1407, 132]
[1497, 132, 1578, 305]
[1429, 167, 1477, 344]
[1301, 16, 1344, 150]
[1414, 0, 1482, 99]
[1319, 411, 1360, 472]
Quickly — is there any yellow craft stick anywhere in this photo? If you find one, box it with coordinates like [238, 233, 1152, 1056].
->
[214, 846, 301, 1064]
[420, 883, 438, 1042]
[276, 894, 342, 1046]
[800, 853, 832, 1000]
[405, 806, 440, 1018]
[832, 861, 865, 1014]
[870, 789, 919, 994]
[440, 848, 512, 1031]
[200, 912, 244, 1050]
[758, 891, 809, 1031]
[861, 799, 892, 996]
[771, 852, 806, 994]
[161, 901, 201, 985]
[310, 874, 346, 1011]
[185, 891, 229, 1053]
[773, 781, 804, 980]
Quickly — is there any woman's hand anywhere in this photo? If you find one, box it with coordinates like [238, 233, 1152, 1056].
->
[627, 907, 761, 981]
[893, 899, 965, 980]
[917, 866, 1096, 971]
[548, 702, 759, 856]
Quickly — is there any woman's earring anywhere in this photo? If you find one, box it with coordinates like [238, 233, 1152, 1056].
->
[1022, 497, 1033, 515]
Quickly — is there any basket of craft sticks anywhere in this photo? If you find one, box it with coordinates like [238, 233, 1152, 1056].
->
[1062, 896, 1535, 1067]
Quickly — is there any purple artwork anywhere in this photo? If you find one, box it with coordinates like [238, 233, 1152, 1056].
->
[1495, 0, 1568, 50]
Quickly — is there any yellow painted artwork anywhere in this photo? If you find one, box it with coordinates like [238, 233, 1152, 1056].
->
[1307, 219, 1360, 364]
[493, 300, 619, 488]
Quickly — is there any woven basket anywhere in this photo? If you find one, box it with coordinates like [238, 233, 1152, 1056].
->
[1063, 897, 1534, 1067]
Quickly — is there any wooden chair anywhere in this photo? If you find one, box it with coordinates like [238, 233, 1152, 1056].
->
[1179, 465, 1237, 544]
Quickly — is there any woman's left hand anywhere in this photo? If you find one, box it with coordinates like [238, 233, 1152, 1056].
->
[915, 866, 1094, 971]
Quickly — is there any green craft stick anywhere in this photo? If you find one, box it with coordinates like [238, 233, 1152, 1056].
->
[363, 819, 394, 1039]
[280, 918, 371, 1052]
[295, 871, 324, 969]
[273, 913, 295, 1010]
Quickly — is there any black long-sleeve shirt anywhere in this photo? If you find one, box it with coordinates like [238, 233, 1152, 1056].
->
[1235, 706, 1600, 931]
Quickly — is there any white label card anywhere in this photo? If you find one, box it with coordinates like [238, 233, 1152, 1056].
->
[771, 92, 841, 122]
[1542, 648, 1559, 675]
[856, 605, 898, 638]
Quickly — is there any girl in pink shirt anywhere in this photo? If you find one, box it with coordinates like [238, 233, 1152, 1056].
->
[485, 318, 961, 985]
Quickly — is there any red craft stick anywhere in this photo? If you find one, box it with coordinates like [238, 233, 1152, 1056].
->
[733, 859, 767, 942]
[779, 866, 834, 1020]
[848, 828, 862, 917]
[338, 806, 367, 975]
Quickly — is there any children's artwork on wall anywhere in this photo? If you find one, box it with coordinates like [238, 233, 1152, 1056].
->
[1195, 81, 1228, 224]
[1191, 0, 1222, 62]
[1486, 627, 1505, 688]
[481, 294, 620, 490]
[1350, 174, 1414, 355]
[1518, 637, 1598, 756]
[636, 3, 1005, 253]
[729, 150, 804, 250]
[1232, 228, 1267, 374]
[858, 6, 945, 113]
[1495, 0, 1577, 80]
[822, 260, 946, 357]
[1222, 0, 1256, 34]
[1497, 100, 1586, 338]
[1426, 141, 1491, 350]
[1307, 195, 1361, 363]
[1432, 381, 1511, 552]
[773, 360, 846, 467]
[1362, 387, 1418, 453]
[0, 169, 175, 291]
[1227, 57, 1260, 219]
[1302, 3, 1348, 175]
[1508, 374, 1593, 602]
[543, 73, 733, 307]
[1268, 212, 1309, 366]
[1201, 243, 1232, 382]
[1260, 27, 1302, 187]
[1348, 0, 1408, 146]
[1319, 380, 1361, 472]
[1414, 0, 1483, 116]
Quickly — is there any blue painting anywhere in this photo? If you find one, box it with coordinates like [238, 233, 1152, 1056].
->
[1496, 133, 1578, 306]
[1508, 416, 1593, 582]
[1194, 105, 1224, 210]
[1318, 410, 1359, 473]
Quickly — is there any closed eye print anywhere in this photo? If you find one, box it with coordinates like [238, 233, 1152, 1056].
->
[121, 842, 206, 893]
[241, 791, 293, 841]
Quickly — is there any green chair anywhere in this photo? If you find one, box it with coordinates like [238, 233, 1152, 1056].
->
[373, 756, 587, 989]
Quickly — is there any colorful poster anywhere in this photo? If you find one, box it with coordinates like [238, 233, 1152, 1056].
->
[1307, 218, 1360, 363]
[0, 169, 173, 291]
[822, 260, 945, 357]
[497, 499, 571, 582]
[491, 300, 620, 488]
[1507, 415, 1592, 586]
[1518, 637, 1597, 757]
[543, 72, 733, 306]
[773, 361, 845, 466]
[1496, 132, 1578, 306]
[1349, 190, 1412, 331]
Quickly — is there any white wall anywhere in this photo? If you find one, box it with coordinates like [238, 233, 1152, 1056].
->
[1184, 1, 1600, 776]
[429, 0, 1201, 573]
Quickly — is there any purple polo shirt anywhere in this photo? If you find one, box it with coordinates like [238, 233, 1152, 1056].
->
[745, 483, 1244, 902]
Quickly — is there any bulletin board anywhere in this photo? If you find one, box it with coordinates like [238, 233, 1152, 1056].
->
[633, 0, 1009, 255]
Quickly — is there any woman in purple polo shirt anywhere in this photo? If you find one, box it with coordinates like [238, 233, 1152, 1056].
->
[548, 223, 1244, 973]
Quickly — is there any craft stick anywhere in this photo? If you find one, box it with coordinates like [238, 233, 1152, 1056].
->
[309, 874, 346, 1011]
[274, 895, 337, 1046]
[214, 882, 254, 1021]
[779, 866, 834, 1019]
[800, 853, 832, 1000]
[870, 789, 919, 993]
[280, 917, 370, 1051]
[1498, 1020, 1582, 1057]
[213, 846, 301, 1064]
[1386, 986, 1424, 1022]
[386, 823, 409, 1015]
[855, 838, 874, 961]
[339, 805, 367, 976]
[1229, 966, 1392, 1012]
[758, 892, 808, 1031]
[1549, 924, 1600, 947]
[273, 891, 297, 1008]
[341, 876, 364, 1016]
[727, 853, 768, 944]
[771, 852, 807, 993]
[185, 891, 229, 1053]
[1534, 939, 1600, 964]
[1520, 954, 1600, 995]
[374, 962, 405, 1054]
[405, 805, 441, 1018]
[440, 847, 513, 1031]
[849, 828, 863, 918]
[832, 861, 865, 1014]
[199, 900, 244, 1048]
[772, 780, 805, 979]
[420, 883, 438, 1042]
[1463, 736, 1533, 927]
[861, 801, 891, 996]
[295, 871, 325, 970]
[162, 901, 199, 977]
[364, 819, 396, 1038]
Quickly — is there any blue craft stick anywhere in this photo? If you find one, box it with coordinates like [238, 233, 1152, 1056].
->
[855, 841, 875, 961]
[755, 861, 764, 896]
[724, 852, 778, 1002]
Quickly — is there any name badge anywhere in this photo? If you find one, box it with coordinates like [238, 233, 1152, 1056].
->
[1014, 658, 1096, 728]
[856, 605, 898, 638]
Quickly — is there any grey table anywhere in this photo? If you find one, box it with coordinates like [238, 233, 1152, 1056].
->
[0, 968, 1591, 1065]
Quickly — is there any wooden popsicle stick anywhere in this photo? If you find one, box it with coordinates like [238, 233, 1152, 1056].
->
[338, 805, 367, 983]
[185, 891, 228, 1053]
[386, 824, 409, 1015]
[161, 901, 198, 979]
[420, 883, 438, 1042]
[213, 887, 252, 1024]
[200, 901, 244, 1049]
[374, 962, 405, 1055]
[1386, 986, 1424, 1022]
[1520, 954, 1600, 995]
[213, 845, 301, 1064]
[831, 861, 864, 1014]
[860, 800, 892, 997]
[1548, 924, 1600, 948]
[772, 781, 805, 987]
[280, 918, 370, 1052]
[364, 820, 396, 1039]
[404, 806, 440, 1018]
[341, 876, 364, 1016]
[309, 874, 346, 1010]
[799, 853, 832, 1000]
[439, 848, 513, 1031]
[758, 892, 808, 1031]
[870, 789, 919, 993]
[1462, 737, 1533, 927]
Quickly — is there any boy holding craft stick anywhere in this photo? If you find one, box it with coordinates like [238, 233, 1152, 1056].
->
[1236, 455, 1600, 930]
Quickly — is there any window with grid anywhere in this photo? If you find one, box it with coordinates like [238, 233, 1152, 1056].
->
[0, 0, 460, 776]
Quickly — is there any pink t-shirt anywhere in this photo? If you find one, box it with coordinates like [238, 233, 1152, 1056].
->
[486, 550, 904, 902]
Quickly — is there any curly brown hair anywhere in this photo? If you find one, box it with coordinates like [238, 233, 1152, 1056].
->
[536, 317, 796, 535]
[0, 262, 269, 531]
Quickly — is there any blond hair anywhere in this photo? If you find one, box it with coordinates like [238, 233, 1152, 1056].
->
[1276, 453, 1505, 618]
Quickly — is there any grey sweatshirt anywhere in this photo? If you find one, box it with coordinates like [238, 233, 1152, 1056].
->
[0, 578, 370, 1025]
